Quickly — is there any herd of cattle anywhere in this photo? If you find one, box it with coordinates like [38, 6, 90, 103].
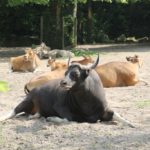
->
[0, 48, 147, 127]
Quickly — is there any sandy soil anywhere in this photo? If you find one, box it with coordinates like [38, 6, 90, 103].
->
[0, 43, 150, 150]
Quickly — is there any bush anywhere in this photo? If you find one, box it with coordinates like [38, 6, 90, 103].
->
[94, 30, 110, 43]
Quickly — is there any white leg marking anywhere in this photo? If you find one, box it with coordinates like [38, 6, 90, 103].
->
[33, 68, 38, 73]
[0, 110, 16, 121]
[28, 112, 40, 120]
[46, 117, 69, 124]
[112, 112, 135, 128]
[8, 69, 13, 74]
[139, 79, 148, 85]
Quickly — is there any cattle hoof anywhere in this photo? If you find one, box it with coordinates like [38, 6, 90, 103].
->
[46, 117, 69, 124]
[28, 112, 40, 120]
[110, 121, 118, 125]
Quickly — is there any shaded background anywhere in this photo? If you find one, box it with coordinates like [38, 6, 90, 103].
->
[0, 0, 150, 48]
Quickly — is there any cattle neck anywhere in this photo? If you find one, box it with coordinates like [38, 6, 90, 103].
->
[67, 81, 86, 93]
[67, 71, 95, 94]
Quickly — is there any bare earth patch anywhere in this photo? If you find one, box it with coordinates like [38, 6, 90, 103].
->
[0, 44, 150, 150]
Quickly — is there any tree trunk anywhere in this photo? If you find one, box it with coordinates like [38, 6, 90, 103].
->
[56, 0, 61, 31]
[40, 16, 43, 43]
[56, 0, 62, 49]
[72, 0, 77, 47]
[87, 0, 93, 43]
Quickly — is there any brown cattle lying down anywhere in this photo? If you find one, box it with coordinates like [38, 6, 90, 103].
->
[47, 55, 94, 71]
[71, 55, 94, 65]
[10, 48, 42, 72]
[95, 55, 147, 87]
[24, 69, 66, 94]
[24, 56, 94, 93]
[47, 58, 67, 71]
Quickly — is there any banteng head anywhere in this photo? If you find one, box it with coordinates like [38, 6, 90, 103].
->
[60, 54, 99, 90]
[47, 57, 56, 70]
[126, 55, 143, 67]
[24, 48, 36, 62]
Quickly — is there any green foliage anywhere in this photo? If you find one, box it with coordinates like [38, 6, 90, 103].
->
[8, 0, 49, 6]
[77, 0, 87, 3]
[116, 34, 126, 42]
[71, 48, 98, 57]
[0, 81, 9, 92]
[0, 0, 150, 47]
[7, 0, 88, 7]
[115, 0, 128, 3]
[93, 0, 127, 2]
[94, 30, 110, 43]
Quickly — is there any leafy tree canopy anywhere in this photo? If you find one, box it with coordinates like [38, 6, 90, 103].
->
[8, 0, 139, 7]
[8, 0, 49, 6]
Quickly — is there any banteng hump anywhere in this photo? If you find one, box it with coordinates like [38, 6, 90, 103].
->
[71, 55, 94, 65]
[47, 58, 67, 71]
[1, 54, 135, 127]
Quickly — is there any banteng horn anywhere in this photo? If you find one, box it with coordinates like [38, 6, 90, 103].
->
[88, 53, 99, 70]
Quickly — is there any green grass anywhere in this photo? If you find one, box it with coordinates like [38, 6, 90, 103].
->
[71, 49, 97, 57]
[135, 100, 150, 109]
[71, 48, 106, 57]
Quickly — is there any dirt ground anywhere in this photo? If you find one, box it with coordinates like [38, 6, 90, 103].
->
[0, 43, 150, 150]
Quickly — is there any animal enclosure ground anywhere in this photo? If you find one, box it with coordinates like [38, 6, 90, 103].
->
[0, 44, 150, 150]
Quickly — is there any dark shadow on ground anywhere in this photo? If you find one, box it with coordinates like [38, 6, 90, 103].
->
[0, 48, 25, 62]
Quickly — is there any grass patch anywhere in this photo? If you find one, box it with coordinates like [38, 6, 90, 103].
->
[135, 100, 150, 108]
[71, 48, 106, 57]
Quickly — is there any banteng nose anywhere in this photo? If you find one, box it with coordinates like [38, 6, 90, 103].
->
[24, 55, 28, 61]
[60, 80, 67, 87]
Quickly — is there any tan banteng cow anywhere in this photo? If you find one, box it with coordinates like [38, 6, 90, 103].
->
[10, 48, 42, 72]
[95, 55, 147, 87]
[71, 55, 94, 65]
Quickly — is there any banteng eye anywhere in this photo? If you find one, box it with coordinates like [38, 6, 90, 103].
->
[69, 71, 79, 80]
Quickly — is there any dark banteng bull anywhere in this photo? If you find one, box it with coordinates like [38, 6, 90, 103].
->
[0, 55, 134, 127]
